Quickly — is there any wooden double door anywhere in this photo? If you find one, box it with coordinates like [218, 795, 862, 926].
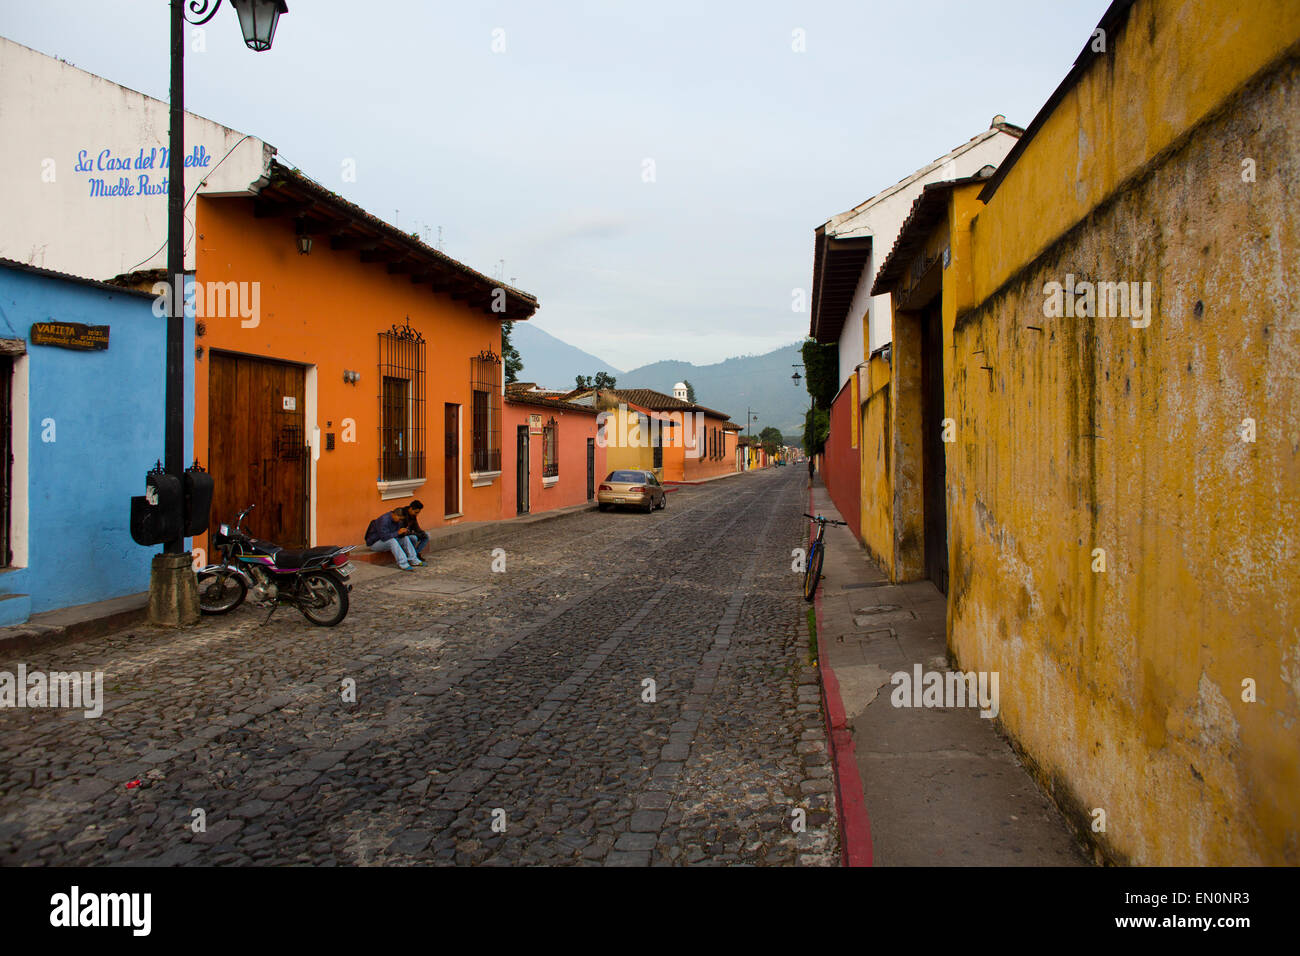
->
[208, 351, 308, 548]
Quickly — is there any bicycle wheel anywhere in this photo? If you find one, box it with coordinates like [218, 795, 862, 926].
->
[298, 571, 350, 627]
[197, 568, 246, 615]
[803, 541, 824, 602]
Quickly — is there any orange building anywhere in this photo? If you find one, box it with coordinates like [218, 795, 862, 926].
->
[502, 387, 604, 517]
[191, 161, 538, 553]
[567, 387, 737, 483]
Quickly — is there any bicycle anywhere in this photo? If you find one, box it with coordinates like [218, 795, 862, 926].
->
[802, 513, 847, 601]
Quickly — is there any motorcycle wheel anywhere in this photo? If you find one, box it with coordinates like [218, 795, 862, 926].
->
[298, 571, 349, 627]
[197, 568, 247, 615]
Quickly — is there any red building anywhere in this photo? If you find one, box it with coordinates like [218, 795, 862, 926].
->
[820, 377, 862, 541]
[502, 386, 604, 517]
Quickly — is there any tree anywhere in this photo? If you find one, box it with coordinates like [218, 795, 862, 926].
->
[803, 406, 830, 455]
[576, 372, 617, 390]
[501, 321, 523, 385]
[683, 379, 696, 403]
[801, 339, 839, 408]
[759, 425, 783, 456]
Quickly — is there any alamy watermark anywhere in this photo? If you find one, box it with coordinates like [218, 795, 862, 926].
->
[0, 664, 104, 718]
[1042, 273, 1152, 328]
[890, 664, 999, 719]
[151, 276, 260, 328]
[596, 404, 708, 455]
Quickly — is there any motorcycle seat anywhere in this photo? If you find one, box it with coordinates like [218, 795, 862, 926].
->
[272, 546, 339, 570]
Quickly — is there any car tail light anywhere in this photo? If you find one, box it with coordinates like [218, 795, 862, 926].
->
[628, 486, 644, 493]
[599, 483, 613, 491]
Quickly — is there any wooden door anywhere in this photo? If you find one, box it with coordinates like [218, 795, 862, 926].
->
[208, 352, 307, 548]
[0, 355, 11, 566]
[444, 403, 459, 516]
[920, 304, 948, 596]
[516, 426, 529, 515]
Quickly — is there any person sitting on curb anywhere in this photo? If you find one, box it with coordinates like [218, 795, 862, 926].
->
[399, 500, 429, 561]
[364, 507, 423, 571]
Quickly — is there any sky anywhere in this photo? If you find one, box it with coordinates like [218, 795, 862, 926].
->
[0, 0, 1109, 371]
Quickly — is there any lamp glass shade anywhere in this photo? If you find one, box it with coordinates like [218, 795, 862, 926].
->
[231, 0, 286, 52]
[297, 234, 312, 255]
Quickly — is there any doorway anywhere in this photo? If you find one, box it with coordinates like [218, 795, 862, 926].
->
[586, 438, 595, 501]
[517, 425, 530, 515]
[444, 404, 460, 516]
[0, 355, 11, 567]
[919, 302, 948, 596]
[208, 351, 308, 548]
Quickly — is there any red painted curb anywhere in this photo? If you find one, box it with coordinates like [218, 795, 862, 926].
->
[809, 486, 874, 867]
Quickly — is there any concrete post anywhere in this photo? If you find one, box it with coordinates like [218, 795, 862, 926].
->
[148, 552, 199, 626]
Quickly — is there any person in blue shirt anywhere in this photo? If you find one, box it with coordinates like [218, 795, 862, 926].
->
[365, 506, 423, 570]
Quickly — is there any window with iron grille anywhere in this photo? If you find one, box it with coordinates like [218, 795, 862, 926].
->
[542, 417, 558, 478]
[378, 321, 425, 481]
[471, 349, 502, 473]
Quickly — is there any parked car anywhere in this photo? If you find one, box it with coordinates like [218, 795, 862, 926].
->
[597, 469, 666, 513]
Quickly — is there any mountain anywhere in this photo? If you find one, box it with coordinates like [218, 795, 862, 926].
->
[511, 322, 808, 440]
[510, 322, 623, 391]
[620, 342, 808, 439]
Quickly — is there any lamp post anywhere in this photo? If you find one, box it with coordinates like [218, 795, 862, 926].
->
[150, 0, 286, 626]
[745, 408, 759, 471]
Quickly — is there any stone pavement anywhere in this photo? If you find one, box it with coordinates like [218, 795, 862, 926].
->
[0, 468, 836, 866]
[807, 477, 1090, 866]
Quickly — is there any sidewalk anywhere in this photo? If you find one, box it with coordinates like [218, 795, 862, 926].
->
[0, 502, 604, 645]
[0, 592, 148, 655]
[808, 476, 1089, 866]
[353, 499, 598, 565]
[664, 469, 746, 487]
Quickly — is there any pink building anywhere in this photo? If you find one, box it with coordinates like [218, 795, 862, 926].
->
[502, 388, 605, 518]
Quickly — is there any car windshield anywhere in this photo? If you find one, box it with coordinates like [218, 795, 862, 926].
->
[607, 471, 646, 483]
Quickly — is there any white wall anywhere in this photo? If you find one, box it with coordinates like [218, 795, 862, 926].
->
[0, 36, 273, 281]
[829, 128, 1020, 387]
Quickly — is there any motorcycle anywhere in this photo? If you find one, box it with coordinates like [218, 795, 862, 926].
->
[196, 504, 355, 626]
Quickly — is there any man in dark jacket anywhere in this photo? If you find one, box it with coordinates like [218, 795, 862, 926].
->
[398, 500, 429, 559]
[365, 507, 422, 570]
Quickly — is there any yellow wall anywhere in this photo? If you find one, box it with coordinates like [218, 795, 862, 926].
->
[600, 404, 658, 477]
[970, 0, 1300, 306]
[890, 309, 925, 581]
[859, 357, 894, 577]
[945, 4, 1300, 864]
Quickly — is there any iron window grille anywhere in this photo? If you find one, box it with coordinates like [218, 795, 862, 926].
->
[471, 349, 502, 473]
[542, 417, 559, 478]
[379, 320, 426, 481]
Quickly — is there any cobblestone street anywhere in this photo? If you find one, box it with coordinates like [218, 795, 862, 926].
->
[0, 468, 837, 866]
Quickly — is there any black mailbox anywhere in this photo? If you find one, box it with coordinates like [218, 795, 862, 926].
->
[129, 465, 183, 546]
[183, 461, 214, 535]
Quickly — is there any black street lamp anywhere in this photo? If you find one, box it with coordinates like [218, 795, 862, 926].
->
[227, 0, 288, 51]
[150, 0, 286, 625]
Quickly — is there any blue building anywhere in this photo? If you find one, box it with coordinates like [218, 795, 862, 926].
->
[0, 258, 194, 626]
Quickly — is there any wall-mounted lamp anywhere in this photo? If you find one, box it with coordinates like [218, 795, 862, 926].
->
[295, 219, 313, 255]
[343, 369, 360, 384]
